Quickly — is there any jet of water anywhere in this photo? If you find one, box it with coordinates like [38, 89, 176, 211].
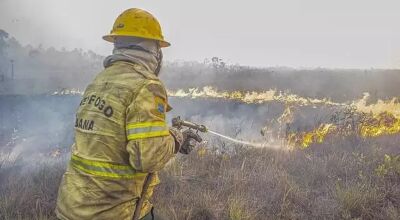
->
[208, 130, 278, 149]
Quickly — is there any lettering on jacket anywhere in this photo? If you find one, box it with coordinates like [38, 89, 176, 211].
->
[80, 94, 114, 118]
[75, 118, 95, 131]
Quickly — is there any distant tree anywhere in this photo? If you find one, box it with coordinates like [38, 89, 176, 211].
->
[0, 29, 9, 52]
[211, 56, 226, 70]
[0, 29, 10, 78]
[29, 49, 40, 58]
[0, 29, 9, 58]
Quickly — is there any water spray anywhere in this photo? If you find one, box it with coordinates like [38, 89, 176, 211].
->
[207, 130, 267, 147]
[172, 116, 271, 148]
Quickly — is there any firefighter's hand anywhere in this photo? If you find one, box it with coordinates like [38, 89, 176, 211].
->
[179, 129, 202, 154]
[169, 127, 184, 153]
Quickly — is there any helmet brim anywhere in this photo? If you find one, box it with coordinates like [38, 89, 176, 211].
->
[102, 34, 171, 48]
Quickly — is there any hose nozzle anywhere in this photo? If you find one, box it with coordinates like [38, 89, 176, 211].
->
[172, 116, 208, 133]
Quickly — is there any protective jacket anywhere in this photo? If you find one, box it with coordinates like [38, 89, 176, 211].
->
[56, 55, 176, 219]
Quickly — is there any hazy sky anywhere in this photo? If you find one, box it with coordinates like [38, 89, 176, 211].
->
[1, 0, 399, 68]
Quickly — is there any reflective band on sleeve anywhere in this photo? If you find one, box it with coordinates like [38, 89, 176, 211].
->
[70, 154, 146, 179]
[126, 121, 169, 140]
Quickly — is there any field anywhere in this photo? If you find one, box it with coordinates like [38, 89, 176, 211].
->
[0, 94, 399, 220]
[1, 16, 400, 220]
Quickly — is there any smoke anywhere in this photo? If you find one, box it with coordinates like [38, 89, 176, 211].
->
[1, 87, 399, 167]
[0, 30, 103, 95]
[1, 33, 400, 166]
[1, 31, 400, 99]
[0, 95, 78, 167]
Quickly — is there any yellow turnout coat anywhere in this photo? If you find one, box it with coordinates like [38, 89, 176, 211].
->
[56, 60, 176, 220]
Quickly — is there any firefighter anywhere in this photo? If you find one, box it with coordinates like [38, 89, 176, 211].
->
[55, 8, 201, 220]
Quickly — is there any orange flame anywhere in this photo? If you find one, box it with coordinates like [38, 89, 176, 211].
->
[168, 86, 343, 106]
[360, 112, 400, 137]
[288, 112, 400, 148]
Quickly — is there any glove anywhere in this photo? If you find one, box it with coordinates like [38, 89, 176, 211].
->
[179, 129, 202, 154]
[169, 127, 183, 153]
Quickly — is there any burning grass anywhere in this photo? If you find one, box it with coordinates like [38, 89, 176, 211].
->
[0, 134, 399, 220]
[288, 111, 400, 149]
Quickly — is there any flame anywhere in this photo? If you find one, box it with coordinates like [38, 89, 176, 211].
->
[168, 87, 400, 117]
[289, 112, 400, 148]
[277, 105, 295, 124]
[352, 93, 400, 118]
[288, 124, 337, 148]
[168, 86, 343, 106]
[360, 112, 400, 137]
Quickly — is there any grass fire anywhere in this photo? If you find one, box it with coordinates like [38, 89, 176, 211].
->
[1, 2, 400, 219]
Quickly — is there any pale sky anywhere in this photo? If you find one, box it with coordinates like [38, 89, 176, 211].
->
[0, 0, 399, 69]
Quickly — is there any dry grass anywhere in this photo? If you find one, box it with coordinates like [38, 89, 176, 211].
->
[0, 135, 399, 220]
[0, 161, 64, 220]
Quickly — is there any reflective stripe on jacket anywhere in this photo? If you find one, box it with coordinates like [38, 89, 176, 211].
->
[55, 61, 176, 220]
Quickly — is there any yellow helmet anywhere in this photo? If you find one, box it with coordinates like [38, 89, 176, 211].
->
[103, 8, 170, 47]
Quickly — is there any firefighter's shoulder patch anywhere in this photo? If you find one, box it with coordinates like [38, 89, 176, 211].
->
[151, 96, 166, 119]
[146, 83, 169, 118]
